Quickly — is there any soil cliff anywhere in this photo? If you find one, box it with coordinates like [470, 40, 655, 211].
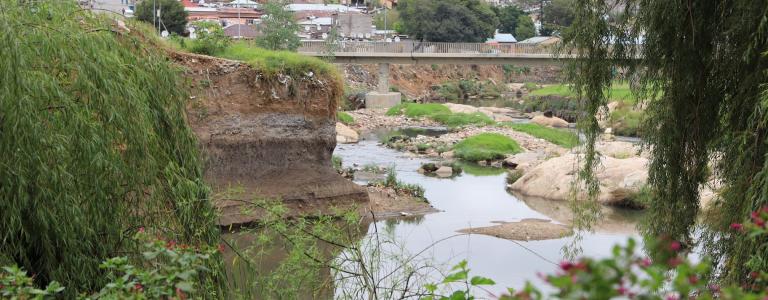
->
[170, 52, 369, 226]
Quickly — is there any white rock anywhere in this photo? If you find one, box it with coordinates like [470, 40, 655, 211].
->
[336, 122, 359, 144]
[530, 115, 569, 128]
[434, 166, 454, 178]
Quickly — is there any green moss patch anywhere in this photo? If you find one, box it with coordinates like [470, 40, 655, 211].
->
[337, 111, 355, 125]
[453, 133, 522, 161]
[503, 123, 578, 148]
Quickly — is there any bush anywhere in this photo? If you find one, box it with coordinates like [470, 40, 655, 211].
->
[337, 111, 355, 125]
[609, 107, 644, 137]
[188, 21, 230, 55]
[332, 155, 343, 172]
[453, 133, 522, 162]
[506, 170, 524, 185]
[504, 123, 579, 148]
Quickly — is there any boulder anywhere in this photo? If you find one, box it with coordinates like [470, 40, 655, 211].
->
[493, 114, 515, 122]
[440, 151, 455, 159]
[596, 141, 639, 158]
[336, 122, 359, 144]
[503, 152, 546, 171]
[510, 153, 649, 206]
[531, 115, 569, 128]
[443, 103, 479, 114]
[434, 166, 454, 178]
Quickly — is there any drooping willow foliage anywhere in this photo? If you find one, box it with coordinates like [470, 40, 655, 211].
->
[0, 1, 221, 295]
[563, 0, 768, 286]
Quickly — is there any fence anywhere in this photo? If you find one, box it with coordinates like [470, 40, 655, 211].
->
[298, 41, 557, 56]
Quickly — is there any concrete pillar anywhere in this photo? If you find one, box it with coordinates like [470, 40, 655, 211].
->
[378, 62, 390, 93]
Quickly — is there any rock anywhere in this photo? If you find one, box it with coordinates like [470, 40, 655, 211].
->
[509, 153, 649, 207]
[596, 141, 639, 158]
[530, 115, 569, 128]
[457, 219, 573, 241]
[441, 151, 454, 159]
[494, 114, 515, 122]
[503, 152, 546, 171]
[443, 103, 479, 114]
[434, 166, 454, 178]
[336, 122, 359, 144]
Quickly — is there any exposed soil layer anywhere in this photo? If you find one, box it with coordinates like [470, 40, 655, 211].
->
[457, 219, 573, 241]
[171, 52, 369, 226]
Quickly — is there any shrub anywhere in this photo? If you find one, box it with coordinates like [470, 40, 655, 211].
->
[416, 143, 431, 152]
[188, 21, 230, 55]
[506, 170, 524, 185]
[453, 133, 522, 162]
[609, 107, 644, 137]
[337, 111, 355, 125]
[332, 155, 343, 172]
[375, 169, 426, 199]
[504, 123, 579, 148]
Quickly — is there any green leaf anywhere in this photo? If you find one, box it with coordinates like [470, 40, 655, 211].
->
[443, 270, 468, 283]
[175, 281, 195, 293]
[470, 276, 495, 286]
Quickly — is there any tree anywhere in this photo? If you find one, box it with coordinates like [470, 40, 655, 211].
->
[188, 21, 230, 55]
[493, 5, 524, 34]
[135, 0, 188, 35]
[563, 0, 768, 288]
[0, 1, 220, 296]
[514, 14, 535, 41]
[398, 0, 498, 43]
[542, 0, 574, 34]
[257, 0, 300, 51]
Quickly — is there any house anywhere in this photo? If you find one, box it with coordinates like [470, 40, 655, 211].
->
[298, 17, 334, 40]
[223, 24, 260, 39]
[486, 30, 517, 44]
[517, 36, 561, 45]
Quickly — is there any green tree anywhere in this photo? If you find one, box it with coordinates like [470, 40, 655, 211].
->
[189, 21, 230, 55]
[542, 0, 574, 34]
[398, 0, 499, 42]
[493, 5, 524, 34]
[257, 0, 300, 51]
[373, 8, 401, 32]
[563, 0, 768, 288]
[0, 1, 220, 296]
[514, 14, 535, 41]
[135, 0, 188, 35]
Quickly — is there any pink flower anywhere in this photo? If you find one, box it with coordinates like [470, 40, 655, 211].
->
[559, 261, 574, 271]
[617, 285, 628, 295]
[688, 275, 698, 285]
[667, 257, 683, 267]
[730, 223, 744, 231]
[134, 283, 143, 291]
[669, 241, 681, 251]
[639, 257, 652, 267]
[137, 227, 145, 233]
[218, 243, 226, 253]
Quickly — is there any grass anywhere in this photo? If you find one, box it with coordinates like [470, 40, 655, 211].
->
[530, 82, 637, 104]
[453, 133, 522, 162]
[430, 112, 494, 128]
[385, 103, 451, 117]
[609, 107, 644, 136]
[503, 123, 579, 148]
[386, 103, 493, 128]
[219, 41, 338, 78]
[337, 111, 355, 125]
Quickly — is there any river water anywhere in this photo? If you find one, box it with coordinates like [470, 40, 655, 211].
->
[332, 130, 643, 295]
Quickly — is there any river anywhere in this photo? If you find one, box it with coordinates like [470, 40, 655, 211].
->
[331, 129, 643, 296]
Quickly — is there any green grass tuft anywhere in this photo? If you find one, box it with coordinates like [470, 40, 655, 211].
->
[530, 82, 637, 104]
[503, 123, 579, 148]
[430, 112, 494, 128]
[337, 111, 355, 125]
[220, 41, 337, 78]
[453, 133, 522, 162]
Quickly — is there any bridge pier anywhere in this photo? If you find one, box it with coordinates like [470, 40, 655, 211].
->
[366, 63, 401, 109]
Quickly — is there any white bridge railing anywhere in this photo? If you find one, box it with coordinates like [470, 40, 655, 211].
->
[298, 41, 557, 56]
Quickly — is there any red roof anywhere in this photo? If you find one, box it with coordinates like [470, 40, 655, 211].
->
[181, 0, 199, 8]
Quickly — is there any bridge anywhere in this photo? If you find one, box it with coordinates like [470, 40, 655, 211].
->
[298, 41, 566, 109]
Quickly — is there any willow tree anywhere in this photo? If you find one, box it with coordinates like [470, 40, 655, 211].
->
[563, 0, 768, 286]
[0, 1, 220, 295]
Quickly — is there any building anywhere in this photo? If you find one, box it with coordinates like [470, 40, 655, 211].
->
[486, 30, 517, 44]
[298, 17, 334, 40]
[517, 36, 561, 45]
[223, 24, 260, 39]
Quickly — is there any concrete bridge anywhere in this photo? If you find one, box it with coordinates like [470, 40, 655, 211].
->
[298, 41, 566, 109]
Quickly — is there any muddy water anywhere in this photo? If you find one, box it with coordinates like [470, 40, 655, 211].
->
[334, 131, 643, 294]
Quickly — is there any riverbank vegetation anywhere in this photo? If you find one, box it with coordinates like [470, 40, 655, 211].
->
[453, 133, 522, 161]
[337, 111, 355, 125]
[386, 103, 494, 127]
[502, 123, 579, 148]
[0, 2, 221, 296]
